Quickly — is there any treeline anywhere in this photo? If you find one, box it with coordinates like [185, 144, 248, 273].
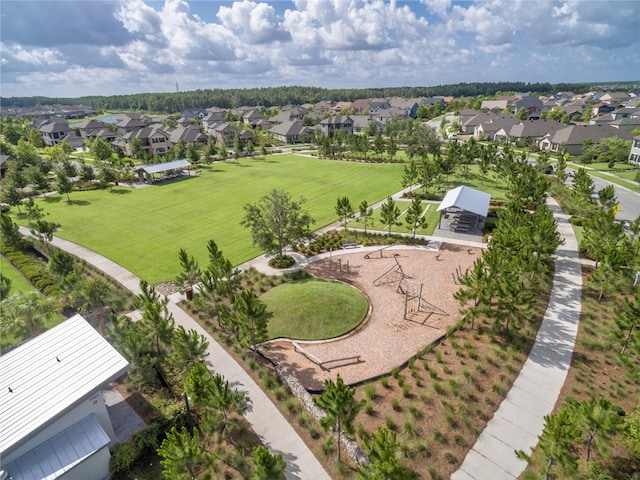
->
[1, 81, 595, 112]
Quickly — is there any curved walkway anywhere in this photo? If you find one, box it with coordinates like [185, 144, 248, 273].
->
[452, 197, 582, 480]
[21, 194, 582, 480]
[20, 229, 331, 480]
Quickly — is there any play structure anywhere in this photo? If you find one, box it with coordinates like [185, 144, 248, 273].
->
[373, 256, 448, 323]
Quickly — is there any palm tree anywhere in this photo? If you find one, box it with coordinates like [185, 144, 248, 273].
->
[314, 374, 364, 461]
[71, 278, 111, 314]
[0, 291, 60, 337]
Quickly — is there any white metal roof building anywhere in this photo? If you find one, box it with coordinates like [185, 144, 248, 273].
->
[437, 185, 492, 234]
[0, 314, 129, 479]
[134, 158, 192, 183]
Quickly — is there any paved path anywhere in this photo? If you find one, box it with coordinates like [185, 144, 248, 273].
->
[21, 228, 331, 480]
[451, 197, 582, 480]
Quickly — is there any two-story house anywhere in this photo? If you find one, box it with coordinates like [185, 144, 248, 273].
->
[319, 115, 354, 136]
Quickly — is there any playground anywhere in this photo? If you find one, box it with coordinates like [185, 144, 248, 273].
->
[262, 244, 481, 391]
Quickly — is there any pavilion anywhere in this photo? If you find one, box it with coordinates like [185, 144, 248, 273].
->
[135, 158, 192, 183]
[437, 185, 491, 234]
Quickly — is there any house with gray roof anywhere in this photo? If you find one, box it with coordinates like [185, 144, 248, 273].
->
[474, 116, 520, 141]
[319, 115, 354, 136]
[38, 120, 74, 146]
[539, 124, 634, 155]
[121, 124, 171, 156]
[269, 120, 307, 144]
[494, 119, 565, 146]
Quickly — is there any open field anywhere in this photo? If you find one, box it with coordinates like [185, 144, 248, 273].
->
[20, 155, 405, 284]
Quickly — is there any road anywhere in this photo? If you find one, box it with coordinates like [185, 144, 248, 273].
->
[563, 167, 639, 222]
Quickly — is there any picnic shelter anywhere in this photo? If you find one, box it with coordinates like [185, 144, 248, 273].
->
[437, 185, 491, 233]
[135, 158, 192, 184]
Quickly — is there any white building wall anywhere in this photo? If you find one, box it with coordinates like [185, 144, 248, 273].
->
[4, 392, 116, 463]
[59, 447, 111, 480]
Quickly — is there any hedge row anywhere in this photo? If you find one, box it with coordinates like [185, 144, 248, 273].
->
[0, 243, 61, 297]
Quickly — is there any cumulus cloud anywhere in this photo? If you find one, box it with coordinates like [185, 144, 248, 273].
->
[217, 0, 291, 44]
[0, 0, 639, 97]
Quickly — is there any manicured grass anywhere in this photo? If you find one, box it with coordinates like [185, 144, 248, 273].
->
[582, 169, 639, 191]
[346, 199, 441, 236]
[261, 279, 369, 340]
[0, 256, 35, 296]
[19, 155, 405, 284]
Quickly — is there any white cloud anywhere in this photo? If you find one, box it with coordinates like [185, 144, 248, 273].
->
[217, 0, 291, 44]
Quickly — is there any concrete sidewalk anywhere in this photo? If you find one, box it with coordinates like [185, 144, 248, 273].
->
[28, 229, 331, 480]
[451, 198, 582, 480]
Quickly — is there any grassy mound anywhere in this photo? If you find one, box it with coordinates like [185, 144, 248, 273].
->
[261, 279, 368, 340]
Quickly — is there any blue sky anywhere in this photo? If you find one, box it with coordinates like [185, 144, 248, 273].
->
[1, 0, 638, 98]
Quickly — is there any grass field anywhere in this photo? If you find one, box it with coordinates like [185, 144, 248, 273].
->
[260, 279, 369, 340]
[0, 256, 35, 296]
[346, 199, 441, 235]
[21, 154, 405, 284]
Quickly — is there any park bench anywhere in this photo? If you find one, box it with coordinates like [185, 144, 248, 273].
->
[341, 239, 359, 249]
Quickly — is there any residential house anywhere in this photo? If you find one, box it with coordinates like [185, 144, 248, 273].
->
[559, 104, 585, 120]
[168, 125, 207, 147]
[243, 110, 265, 128]
[313, 100, 336, 114]
[372, 107, 408, 123]
[351, 99, 372, 115]
[513, 96, 543, 119]
[331, 101, 353, 114]
[0, 315, 129, 480]
[458, 109, 479, 128]
[319, 115, 354, 136]
[538, 124, 634, 155]
[368, 99, 391, 114]
[181, 108, 207, 120]
[388, 98, 419, 118]
[74, 119, 107, 139]
[116, 114, 148, 137]
[480, 100, 509, 113]
[350, 115, 382, 134]
[121, 124, 171, 156]
[211, 123, 253, 146]
[38, 120, 74, 146]
[494, 119, 565, 146]
[608, 117, 640, 133]
[628, 135, 640, 165]
[599, 91, 630, 104]
[202, 111, 226, 131]
[474, 116, 520, 141]
[269, 120, 307, 144]
[592, 103, 617, 117]
[610, 107, 640, 121]
[269, 106, 309, 124]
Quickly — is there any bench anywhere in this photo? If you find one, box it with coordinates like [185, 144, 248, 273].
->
[341, 240, 359, 249]
[293, 342, 361, 370]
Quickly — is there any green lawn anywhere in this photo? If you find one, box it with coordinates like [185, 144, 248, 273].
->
[0, 256, 35, 296]
[346, 199, 441, 236]
[20, 155, 405, 284]
[260, 279, 369, 340]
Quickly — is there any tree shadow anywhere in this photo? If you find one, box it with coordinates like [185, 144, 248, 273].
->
[43, 196, 62, 204]
[67, 200, 91, 206]
[109, 188, 132, 195]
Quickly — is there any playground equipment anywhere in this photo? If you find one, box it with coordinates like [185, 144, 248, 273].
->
[364, 244, 397, 259]
[402, 280, 448, 322]
[372, 255, 411, 293]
